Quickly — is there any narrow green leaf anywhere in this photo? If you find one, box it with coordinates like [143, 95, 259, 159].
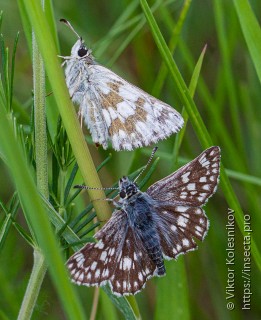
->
[0, 192, 20, 252]
[233, 0, 261, 84]
[0, 214, 12, 250]
[13, 221, 35, 248]
[64, 162, 79, 204]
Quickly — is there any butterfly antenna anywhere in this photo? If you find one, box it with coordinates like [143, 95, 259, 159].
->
[60, 19, 81, 39]
[74, 185, 119, 191]
[134, 146, 158, 183]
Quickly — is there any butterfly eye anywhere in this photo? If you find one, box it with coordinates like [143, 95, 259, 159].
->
[78, 47, 88, 57]
[119, 191, 126, 198]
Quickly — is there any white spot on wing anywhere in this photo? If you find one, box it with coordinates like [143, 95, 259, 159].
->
[95, 269, 100, 278]
[182, 239, 190, 247]
[117, 101, 135, 118]
[123, 257, 132, 271]
[171, 225, 177, 232]
[187, 183, 196, 191]
[91, 261, 97, 270]
[181, 171, 191, 183]
[100, 251, 107, 261]
[176, 244, 182, 251]
[176, 206, 187, 212]
[96, 241, 104, 249]
[138, 273, 143, 281]
[177, 216, 188, 228]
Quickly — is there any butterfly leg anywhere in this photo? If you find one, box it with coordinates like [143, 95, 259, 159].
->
[77, 108, 84, 128]
[91, 197, 114, 203]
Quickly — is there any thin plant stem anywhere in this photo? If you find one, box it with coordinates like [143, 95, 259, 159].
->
[33, 33, 48, 199]
[18, 249, 47, 320]
[90, 288, 100, 320]
[18, 17, 48, 319]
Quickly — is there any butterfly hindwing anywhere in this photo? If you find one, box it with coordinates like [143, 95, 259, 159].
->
[153, 205, 209, 260]
[67, 209, 128, 287]
[109, 227, 157, 296]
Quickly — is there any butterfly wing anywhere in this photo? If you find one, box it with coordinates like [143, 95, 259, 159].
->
[147, 146, 221, 207]
[64, 60, 110, 148]
[154, 205, 209, 260]
[67, 209, 157, 296]
[146, 147, 220, 259]
[77, 63, 184, 150]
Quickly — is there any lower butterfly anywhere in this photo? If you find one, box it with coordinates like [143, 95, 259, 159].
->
[67, 146, 221, 296]
[60, 19, 184, 151]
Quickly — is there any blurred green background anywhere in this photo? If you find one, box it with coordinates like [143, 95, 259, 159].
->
[0, 0, 260, 319]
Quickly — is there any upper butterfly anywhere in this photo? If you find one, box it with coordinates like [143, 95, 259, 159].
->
[67, 146, 221, 296]
[59, 19, 184, 151]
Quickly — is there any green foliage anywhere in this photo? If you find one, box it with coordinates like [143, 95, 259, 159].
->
[0, 0, 260, 319]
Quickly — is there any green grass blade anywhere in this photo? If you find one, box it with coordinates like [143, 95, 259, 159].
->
[155, 258, 189, 320]
[233, 0, 261, 84]
[152, 0, 192, 97]
[214, 0, 244, 152]
[172, 45, 207, 164]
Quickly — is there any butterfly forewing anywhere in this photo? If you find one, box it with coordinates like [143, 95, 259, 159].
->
[67, 209, 157, 296]
[147, 146, 220, 206]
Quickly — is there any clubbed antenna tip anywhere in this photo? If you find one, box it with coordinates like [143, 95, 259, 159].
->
[60, 18, 81, 39]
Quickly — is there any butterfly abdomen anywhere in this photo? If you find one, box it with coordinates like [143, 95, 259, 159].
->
[145, 235, 166, 276]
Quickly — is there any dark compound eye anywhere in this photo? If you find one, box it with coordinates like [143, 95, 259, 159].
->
[119, 191, 126, 198]
[78, 47, 88, 57]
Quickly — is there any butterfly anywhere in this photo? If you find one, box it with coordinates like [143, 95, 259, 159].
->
[59, 19, 184, 151]
[67, 146, 221, 296]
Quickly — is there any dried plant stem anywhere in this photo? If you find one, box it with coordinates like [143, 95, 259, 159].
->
[90, 288, 100, 320]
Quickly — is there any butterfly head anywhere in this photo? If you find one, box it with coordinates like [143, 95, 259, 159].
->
[60, 19, 93, 60]
[119, 176, 138, 199]
[71, 39, 93, 59]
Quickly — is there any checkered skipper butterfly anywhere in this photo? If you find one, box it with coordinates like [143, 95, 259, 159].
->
[67, 146, 221, 296]
[60, 19, 184, 151]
